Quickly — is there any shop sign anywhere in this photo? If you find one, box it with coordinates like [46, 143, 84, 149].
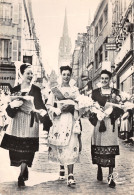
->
[0, 71, 15, 87]
[105, 43, 117, 50]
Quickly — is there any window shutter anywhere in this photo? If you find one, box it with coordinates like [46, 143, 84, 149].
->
[0, 4, 3, 19]
[12, 39, 18, 61]
[12, 2, 19, 24]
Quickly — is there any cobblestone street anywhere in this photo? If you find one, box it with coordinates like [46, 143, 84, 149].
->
[0, 118, 134, 195]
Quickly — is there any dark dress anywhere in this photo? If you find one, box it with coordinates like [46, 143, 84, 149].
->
[90, 88, 124, 167]
[1, 84, 46, 167]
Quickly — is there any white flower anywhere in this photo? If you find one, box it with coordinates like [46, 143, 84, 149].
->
[122, 101, 134, 111]
[75, 95, 94, 109]
[120, 91, 131, 101]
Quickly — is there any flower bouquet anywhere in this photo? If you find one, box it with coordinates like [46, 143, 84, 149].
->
[75, 94, 106, 119]
[105, 91, 134, 111]
[75, 92, 132, 131]
[75, 95, 105, 128]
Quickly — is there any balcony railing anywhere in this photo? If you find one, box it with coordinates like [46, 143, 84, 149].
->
[0, 57, 11, 64]
[0, 18, 12, 25]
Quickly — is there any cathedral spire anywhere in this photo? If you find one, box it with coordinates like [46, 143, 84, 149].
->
[58, 9, 72, 69]
[62, 8, 68, 37]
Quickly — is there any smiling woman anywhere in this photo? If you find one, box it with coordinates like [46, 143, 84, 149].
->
[1, 63, 47, 187]
[20, 64, 34, 83]
[90, 69, 124, 188]
[46, 65, 82, 186]
[61, 65, 72, 86]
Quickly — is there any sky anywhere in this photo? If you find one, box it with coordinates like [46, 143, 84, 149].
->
[32, 0, 101, 75]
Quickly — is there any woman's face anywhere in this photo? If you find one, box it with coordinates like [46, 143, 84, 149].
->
[22, 67, 33, 84]
[101, 73, 110, 88]
[61, 70, 71, 85]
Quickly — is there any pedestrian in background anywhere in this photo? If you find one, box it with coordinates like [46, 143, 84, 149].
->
[1, 63, 47, 187]
[120, 110, 133, 141]
[40, 87, 52, 138]
[0, 90, 9, 133]
[46, 65, 82, 187]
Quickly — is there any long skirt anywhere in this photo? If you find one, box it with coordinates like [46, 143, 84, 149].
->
[120, 118, 131, 132]
[1, 111, 39, 167]
[48, 133, 80, 165]
[91, 118, 119, 167]
[9, 151, 35, 167]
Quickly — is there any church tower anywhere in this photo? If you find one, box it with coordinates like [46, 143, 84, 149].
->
[58, 9, 72, 69]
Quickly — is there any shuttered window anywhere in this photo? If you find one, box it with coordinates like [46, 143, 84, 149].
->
[12, 39, 18, 61]
[12, 2, 19, 24]
[0, 4, 3, 18]
[0, 39, 9, 59]
[0, 3, 11, 20]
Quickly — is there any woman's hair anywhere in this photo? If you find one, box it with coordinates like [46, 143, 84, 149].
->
[20, 63, 31, 75]
[60, 65, 72, 74]
[100, 69, 112, 79]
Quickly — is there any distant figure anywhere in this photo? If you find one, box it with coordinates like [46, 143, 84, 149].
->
[40, 87, 52, 137]
[120, 110, 133, 141]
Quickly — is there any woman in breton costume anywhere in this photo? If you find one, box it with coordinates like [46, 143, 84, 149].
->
[46, 65, 82, 186]
[90, 69, 125, 188]
[1, 63, 47, 187]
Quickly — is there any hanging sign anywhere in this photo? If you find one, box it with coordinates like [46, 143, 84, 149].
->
[105, 43, 117, 50]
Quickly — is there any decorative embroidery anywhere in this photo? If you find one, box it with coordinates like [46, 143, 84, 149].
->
[1, 134, 39, 152]
[91, 145, 119, 155]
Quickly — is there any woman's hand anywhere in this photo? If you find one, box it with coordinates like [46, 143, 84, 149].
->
[10, 99, 23, 108]
[39, 109, 47, 116]
[53, 108, 61, 115]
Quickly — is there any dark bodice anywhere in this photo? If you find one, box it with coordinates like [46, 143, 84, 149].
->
[6, 84, 46, 118]
[92, 88, 119, 107]
[11, 84, 46, 110]
[90, 88, 123, 129]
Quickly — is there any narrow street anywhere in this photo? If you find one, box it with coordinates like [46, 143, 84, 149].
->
[0, 118, 134, 195]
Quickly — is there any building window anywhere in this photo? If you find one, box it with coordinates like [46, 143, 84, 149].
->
[99, 46, 103, 64]
[99, 16, 103, 32]
[95, 52, 98, 69]
[105, 50, 108, 60]
[104, 37, 108, 60]
[12, 39, 18, 62]
[12, 3, 19, 24]
[95, 25, 98, 38]
[0, 4, 3, 18]
[121, 83, 123, 91]
[0, 39, 10, 60]
[121, 75, 132, 93]
[0, 3, 11, 20]
[104, 5, 108, 23]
